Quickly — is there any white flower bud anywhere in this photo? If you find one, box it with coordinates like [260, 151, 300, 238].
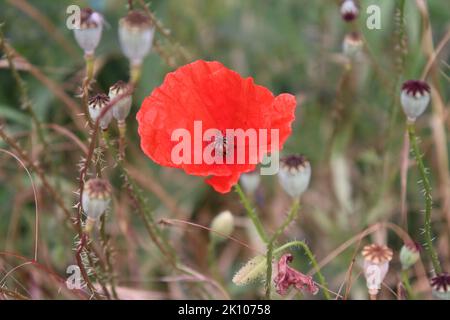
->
[210, 210, 234, 242]
[400, 80, 431, 122]
[88, 93, 112, 130]
[343, 32, 363, 59]
[240, 171, 260, 195]
[82, 178, 112, 232]
[340, 0, 359, 22]
[431, 273, 450, 300]
[109, 80, 132, 122]
[362, 244, 393, 297]
[118, 10, 155, 66]
[278, 155, 311, 198]
[73, 8, 103, 55]
[399, 242, 420, 270]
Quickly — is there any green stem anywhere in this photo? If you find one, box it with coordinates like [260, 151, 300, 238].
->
[274, 240, 331, 300]
[265, 199, 300, 299]
[401, 269, 414, 300]
[407, 122, 442, 274]
[234, 184, 268, 243]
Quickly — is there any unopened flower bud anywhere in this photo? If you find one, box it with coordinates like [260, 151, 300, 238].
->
[73, 8, 103, 55]
[399, 242, 420, 270]
[210, 210, 234, 242]
[400, 80, 431, 122]
[340, 0, 359, 22]
[278, 155, 311, 198]
[232, 255, 266, 286]
[118, 10, 155, 66]
[343, 32, 363, 59]
[109, 80, 132, 122]
[362, 244, 393, 297]
[88, 93, 112, 130]
[240, 171, 261, 195]
[82, 178, 112, 233]
[431, 273, 450, 300]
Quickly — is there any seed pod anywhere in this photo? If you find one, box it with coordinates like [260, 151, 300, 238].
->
[88, 93, 112, 130]
[278, 155, 311, 198]
[340, 0, 359, 22]
[109, 80, 132, 122]
[342, 32, 363, 59]
[240, 171, 261, 195]
[400, 80, 431, 122]
[399, 242, 420, 270]
[431, 273, 450, 300]
[118, 10, 155, 66]
[362, 244, 393, 297]
[210, 210, 234, 242]
[73, 8, 103, 55]
[82, 178, 112, 232]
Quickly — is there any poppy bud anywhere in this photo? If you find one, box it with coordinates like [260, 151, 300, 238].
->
[88, 93, 112, 130]
[400, 80, 431, 122]
[73, 8, 103, 55]
[343, 32, 363, 59]
[109, 80, 133, 122]
[210, 210, 235, 242]
[278, 155, 311, 198]
[240, 171, 261, 195]
[399, 242, 420, 270]
[118, 10, 155, 66]
[82, 178, 112, 233]
[232, 255, 266, 286]
[340, 0, 359, 22]
[431, 273, 450, 300]
[362, 244, 393, 298]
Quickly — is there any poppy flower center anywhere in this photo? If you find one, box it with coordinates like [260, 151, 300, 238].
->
[213, 132, 234, 157]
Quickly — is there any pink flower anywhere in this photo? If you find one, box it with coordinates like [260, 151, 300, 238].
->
[274, 254, 319, 295]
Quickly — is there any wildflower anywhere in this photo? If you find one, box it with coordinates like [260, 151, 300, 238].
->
[362, 244, 393, 298]
[342, 32, 363, 59]
[278, 155, 311, 198]
[400, 80, 431, 122]
[118, 10, 155, 67]
[430, 273, 450, 300]
[274, 254, 319, 296]
[88, 93, 112, 130]
[240, 171, 261, 194]
[73, 8, 103, 55]
[82, 178, 112, 233]
[399, 241, 420, 270]
[340, 0, 359, 22]
[210, 210, 235, 242]
[137, 60, 297, 193]
[109, 80, 133, 122]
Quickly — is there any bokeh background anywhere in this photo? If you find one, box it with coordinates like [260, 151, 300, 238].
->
[0, 0, 449, 299]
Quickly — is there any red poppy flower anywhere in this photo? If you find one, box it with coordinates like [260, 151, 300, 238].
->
[137, 60, 297, 193]
[274, 254, 319, 296]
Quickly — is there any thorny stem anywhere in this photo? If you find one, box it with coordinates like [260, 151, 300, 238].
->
[407, 121, 442, 274]
[234, 184, 269, 243]
[274, 240, 331, 300]
[401, 269, 414, 300]
[82, 53, 95, 128]
[265, 199, 300, 299]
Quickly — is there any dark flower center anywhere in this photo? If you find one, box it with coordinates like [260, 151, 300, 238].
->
[431, 273, 450, 292]
[85, 178, 111, 199]
[89, 93, 109, 108]
[80, 8, 98, 28]
[281, 155, 308, 171]
[402, 80, 430, 96]
[124, 10, 153, 28]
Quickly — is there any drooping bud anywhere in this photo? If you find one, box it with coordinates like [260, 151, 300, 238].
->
[118, 10, 155, 66]
[340, 0, 359, 22]
[210, 210, 234, 243]
[109, 80, 133, 122]
[73, 8, 103, 55]
[400, 80, 431, 122]
[88, 93, 112, 130]
[430, 273, 450, 300]
[232, 255, 266, 286]
[278, 155, 311, 198]
[362, 244, 393, 298]
[82, 178, 112, 233]
[240, 171, 261, 195]
[399, 241, 421, 270]
[343, 32, 364, 59]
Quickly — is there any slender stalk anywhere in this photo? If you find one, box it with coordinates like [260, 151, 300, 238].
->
[274, 240, 331, 300]
[265, 199, 300, 299]
[407, 121, 441, 274]
[401, 270, 414, 300]
[234, 184, 268, 243]
[100, 214, 119, 299]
